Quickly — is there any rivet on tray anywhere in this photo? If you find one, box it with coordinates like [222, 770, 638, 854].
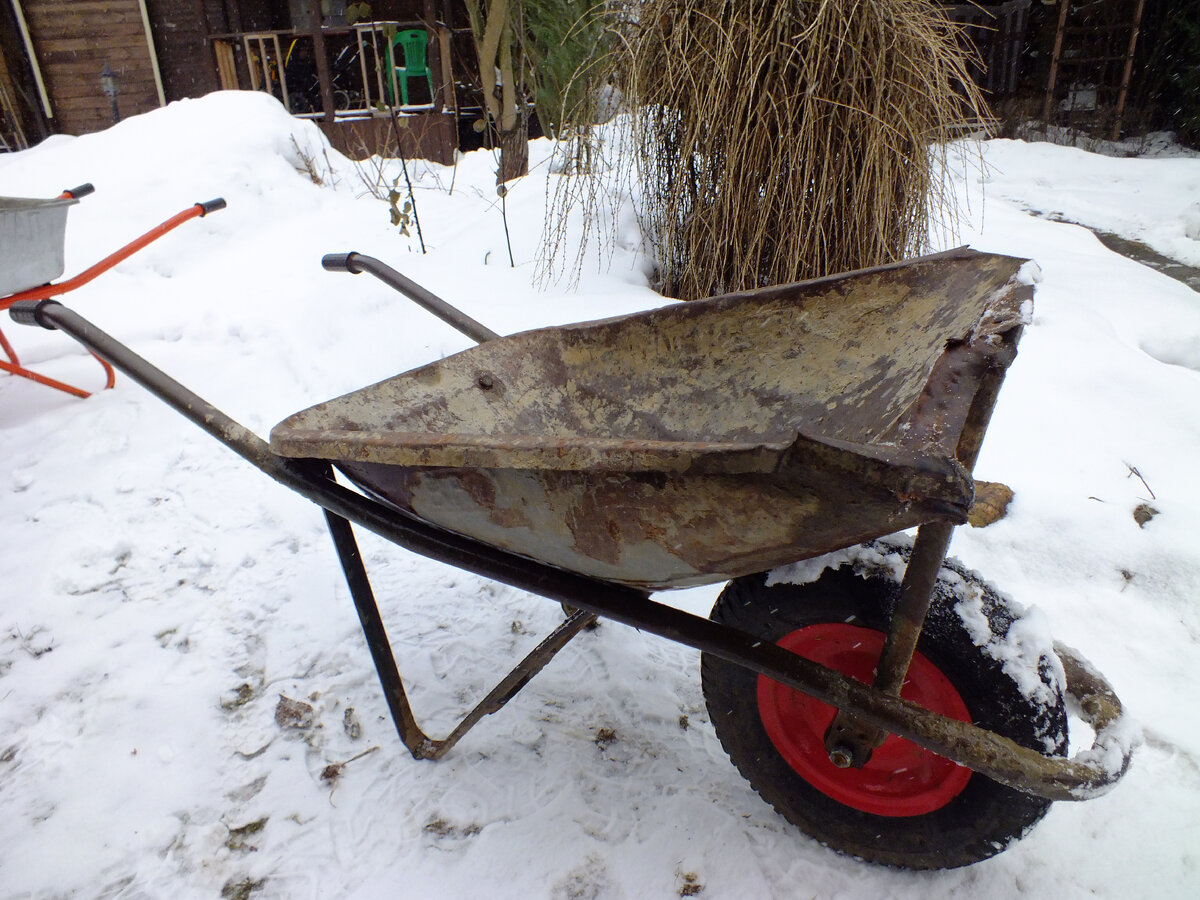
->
[476, 373, 496, 391]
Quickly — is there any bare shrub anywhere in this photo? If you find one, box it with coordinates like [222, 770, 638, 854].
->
[546, 1, 991, 299]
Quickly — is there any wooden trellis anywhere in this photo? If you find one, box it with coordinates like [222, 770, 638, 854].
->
[1042, 0, 1147, 140]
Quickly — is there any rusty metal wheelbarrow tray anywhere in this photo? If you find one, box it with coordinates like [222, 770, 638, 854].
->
[271, 248, 1029, 590]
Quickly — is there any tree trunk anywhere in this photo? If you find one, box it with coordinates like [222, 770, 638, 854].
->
[495, 17, 528, 182]
[465, 0, 528, 183]
[497, 120, 529, 183]
[307, 0, 336, 122]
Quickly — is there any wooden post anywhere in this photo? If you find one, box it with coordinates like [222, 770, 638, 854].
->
[135, 0, 166, 106]
[1111, 0, 1147, 141]
[1042, 0, 1070, 124]
[307, 0, 336, 122]
[8, 0, 52, 119]
[422, 0, 443, 112]
[213, 40, 238, 90]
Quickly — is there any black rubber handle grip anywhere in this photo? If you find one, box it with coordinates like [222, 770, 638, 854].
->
[9, 300, 62, 329]
[63, 183, 95, 199]
[198, 198, 227, 215]
[322, 252, 362, 274]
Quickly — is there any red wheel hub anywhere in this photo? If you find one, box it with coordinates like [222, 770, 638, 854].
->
[757, 623, 973, 817]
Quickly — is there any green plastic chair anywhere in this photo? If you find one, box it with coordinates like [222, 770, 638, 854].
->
[388, 29, 433, 106]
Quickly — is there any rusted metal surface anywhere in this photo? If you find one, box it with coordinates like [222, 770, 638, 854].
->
[271, 249, 1032, 589]
[821, 355, 1025, 765]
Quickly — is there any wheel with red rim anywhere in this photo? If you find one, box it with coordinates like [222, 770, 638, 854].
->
[759, 623, 974, 817]
[700, 548, 1068, 869]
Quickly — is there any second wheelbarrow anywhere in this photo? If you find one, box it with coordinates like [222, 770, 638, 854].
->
[0, 184, 225, 398]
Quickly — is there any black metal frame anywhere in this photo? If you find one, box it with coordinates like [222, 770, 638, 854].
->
[9, 297, 1130, 801]
[323, 492, 597, 761]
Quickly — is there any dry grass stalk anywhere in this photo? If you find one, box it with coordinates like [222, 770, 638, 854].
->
[536, 3, 630, 288]
[547, 0, 991, 299]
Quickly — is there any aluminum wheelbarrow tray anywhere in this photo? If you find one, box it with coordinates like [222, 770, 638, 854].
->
[0, 194, 79, 296]
[8, 247, 1133, 870]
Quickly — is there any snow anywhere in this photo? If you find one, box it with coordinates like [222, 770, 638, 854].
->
[2, 92, 1199, 897]
[977, 138, 1200, 270]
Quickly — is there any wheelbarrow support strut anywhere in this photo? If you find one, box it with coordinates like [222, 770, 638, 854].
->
[324, 500, 596, 760]
[9, 297, 1133, 802]
[826, 358, 1010, 768]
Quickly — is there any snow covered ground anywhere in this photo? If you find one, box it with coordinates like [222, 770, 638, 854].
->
[1, 92, 1198, 899]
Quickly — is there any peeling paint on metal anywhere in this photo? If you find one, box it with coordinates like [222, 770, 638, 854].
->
[271, 250, 1031, 589]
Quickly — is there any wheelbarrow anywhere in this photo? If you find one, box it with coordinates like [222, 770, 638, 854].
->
[0, 184, 225, 397]
[7, 245, 1134, 870]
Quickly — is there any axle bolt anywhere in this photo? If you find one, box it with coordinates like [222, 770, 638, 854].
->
[828, 744, 855, 769]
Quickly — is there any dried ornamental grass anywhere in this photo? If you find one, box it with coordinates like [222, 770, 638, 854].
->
[547, 1, 990, 299]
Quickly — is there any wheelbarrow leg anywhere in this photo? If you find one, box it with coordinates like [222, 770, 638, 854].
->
[871, 520, 956, 694]
[824, 521, 956, 767]
[321, 477, 596, 760]
[823, 359, 1011, 767]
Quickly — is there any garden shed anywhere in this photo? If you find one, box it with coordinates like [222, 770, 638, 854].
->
[0, 0, 473, 162]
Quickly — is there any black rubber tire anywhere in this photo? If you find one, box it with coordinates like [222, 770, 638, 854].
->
[701, 546, 1068, 869]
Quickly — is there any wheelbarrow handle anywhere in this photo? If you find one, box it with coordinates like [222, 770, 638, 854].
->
[61, 183, 95, 200]
[8, 300, 52, 328]
[322, 251, 501, 345]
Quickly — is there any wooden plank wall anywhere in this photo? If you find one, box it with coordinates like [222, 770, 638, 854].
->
[144, 0, 220, 101]
[317, 111, 457, 166]
[20, 0, 161, 135]
[0, 49, 30, 149]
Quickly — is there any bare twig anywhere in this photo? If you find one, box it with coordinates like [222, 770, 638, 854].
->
[498, 182, 515, 267]
[13, 625, 53, 659]
[383, 83, 427, 254]
[321, 745, 381, 784]
[290, 134, 330, 185]
[1125, 464, 1156, 499]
